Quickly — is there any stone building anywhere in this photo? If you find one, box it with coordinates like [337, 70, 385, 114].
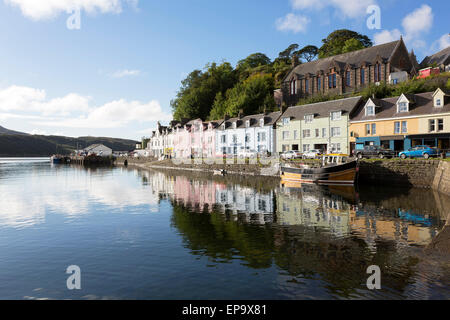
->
[281, 38, 414, 107]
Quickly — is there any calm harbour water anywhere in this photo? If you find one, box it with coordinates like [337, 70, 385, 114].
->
[0, 158, 449, 300]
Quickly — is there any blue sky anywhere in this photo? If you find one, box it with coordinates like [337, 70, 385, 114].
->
[0, 0, 448, 140]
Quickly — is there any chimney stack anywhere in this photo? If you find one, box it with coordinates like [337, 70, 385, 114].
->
[292, 54, 300, 68]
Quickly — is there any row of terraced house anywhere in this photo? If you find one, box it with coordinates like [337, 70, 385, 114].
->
[145, 39, 450, 158]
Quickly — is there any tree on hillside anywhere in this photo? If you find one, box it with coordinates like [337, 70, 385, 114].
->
[171, 62, 237, 121]
[237, 53, 271, 70]
[209, 73, 276, 120]
[297, 45, 319, 62]
[278, 44, 299, 62]
[318, 29, 372, 58]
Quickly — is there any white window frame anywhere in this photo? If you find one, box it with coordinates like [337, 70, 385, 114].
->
[331, 111, 342, 121]
[305, 114, 314, 124]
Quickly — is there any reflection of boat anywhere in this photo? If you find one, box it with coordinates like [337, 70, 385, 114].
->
[213, 169, 227, 176]
[51, 155, 64, 164]
[281, 154, 358, 186]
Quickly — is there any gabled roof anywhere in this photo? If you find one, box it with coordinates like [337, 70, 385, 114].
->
[350, 91, 450, 122]
[283, 40, 402, 82]
[421, 46, 450, 67]
[84, 144, 112, 151]
[280, 96, 363, 121]
[222, 111, 282, 129]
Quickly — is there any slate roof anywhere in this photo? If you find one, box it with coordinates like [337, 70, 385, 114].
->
[222, 111, 282, 129]
[421, 46, 450, 67]
[279, 96, 363, 121]
[350, 91, 450, 122]
[284, 40, 402, 81]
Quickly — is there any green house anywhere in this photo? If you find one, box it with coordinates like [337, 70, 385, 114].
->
[276, 96, 363, 155]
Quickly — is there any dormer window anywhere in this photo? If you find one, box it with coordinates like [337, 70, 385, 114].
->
[260, 119, 265, 127]
[282, 118, 290, 125]
[245, 120, 250, 128]
[233, 122, 237, 129]
[221, 124, 225, 130]
[364, 99, 378, 116]
[398, 102, 408, 113]
[331, 111, 342, 121]
[305, 114, 314, 124]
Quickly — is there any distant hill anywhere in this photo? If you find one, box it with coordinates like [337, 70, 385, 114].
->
[0, 129, 138, 157]
[0, 126, 28, 135]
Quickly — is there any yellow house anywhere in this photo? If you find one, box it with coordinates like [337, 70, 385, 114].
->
[349, 89, 450, 152]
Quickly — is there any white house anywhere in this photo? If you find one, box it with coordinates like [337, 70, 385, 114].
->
[215, 111, 281, 156]
[84, 144, 113, 156]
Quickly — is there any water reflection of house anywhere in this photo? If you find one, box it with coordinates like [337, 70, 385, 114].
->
[351, 209, 437, 247]
[276, 184, 356, 237]
[215, 185, 275, 224]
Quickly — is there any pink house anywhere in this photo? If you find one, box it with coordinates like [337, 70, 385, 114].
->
[173, 119, 222, 159]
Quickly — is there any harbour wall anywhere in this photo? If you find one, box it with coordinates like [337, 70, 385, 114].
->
[358, 159, 439, 188]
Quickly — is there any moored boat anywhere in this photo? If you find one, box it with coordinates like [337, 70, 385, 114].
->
[281, 154, 359, 186]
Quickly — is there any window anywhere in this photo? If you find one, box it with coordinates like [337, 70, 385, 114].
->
[233, 122, 237, 129]
[232, 135, 237, 143]
[322, 128, 327, 138]
[331, 111, 342, 121]
[361, 68, 365, 84]
[282, 131, 290, 140]
[294, 130, 298, 139]
[374, 63, 381, 82]
[366, 124, 371, 135]
[372, 124, 376, 135]
[438, 119, 444, 131]
[328, 74, 337, 88]
[398, 102, 408, 113]
[305, 114, 314, 123]
[429, 119, 436, 132]
[346, 71, 351, 86]
[366, 105, 375, 116]
[282, 118, 290, 125]
[290, 80, 296, 95]
[260, 119, 264, 127]
[303, 144, 310, 152]
[221, 135, 226, 143]
[245, 134, 251, 142]
[331, 127, 341, 137]
[330, 143, 341, 153]
[305, 79, 309, 92]
[303, 129, 311, 138]
[318, 77, 321, 91]
[394, 122, 401, 134]
[436, 99, 442, 107]
[315, 129, 320, 138]
[245, 120, 250, 128]
[258, 132, 266, 142]
[401, 121, 408, 133]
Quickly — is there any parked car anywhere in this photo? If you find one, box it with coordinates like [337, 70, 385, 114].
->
[238, 150, 258, 159]
[399, 145, 440, 159]
[303, 149, 323, 159]
[353, 145, 396, 159]
[281, 150, 302, 160]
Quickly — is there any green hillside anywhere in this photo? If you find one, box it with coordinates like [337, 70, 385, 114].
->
[0, 134, 138, 157]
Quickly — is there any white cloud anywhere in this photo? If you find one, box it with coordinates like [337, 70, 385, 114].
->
[402, 4, 433, 39]
[4, 0, 138, 20]
[0, 85, 172, 130]
[435, 33, 450, 51]
[374, 5, 434, 50]
[0, 85, 90, 116]
[111, 69, 141, 78]
[290, 0, 377, 19]
[275, 13, 310, 34]
[374, 29, 402, 45]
